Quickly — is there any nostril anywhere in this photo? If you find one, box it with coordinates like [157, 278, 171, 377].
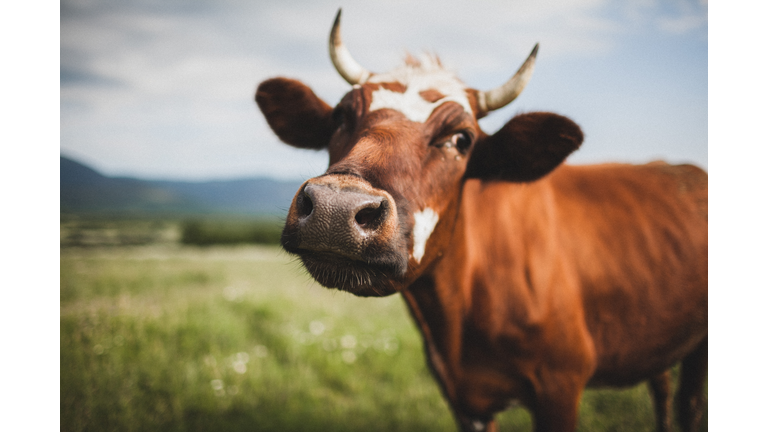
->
[355, 203, 384, 228]
[297, 189, 314, 218]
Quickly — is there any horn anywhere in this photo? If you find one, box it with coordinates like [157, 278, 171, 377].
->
[477, 43, 539, 114]
[329, 9, 372, 85]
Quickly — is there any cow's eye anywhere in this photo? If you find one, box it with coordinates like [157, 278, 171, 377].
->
[451, 132, 472, 154]
[436, 132, 472, 153]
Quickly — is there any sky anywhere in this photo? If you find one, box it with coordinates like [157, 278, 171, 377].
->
[60, 0, 708, 181]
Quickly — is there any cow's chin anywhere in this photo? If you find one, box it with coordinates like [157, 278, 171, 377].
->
[297, 253, 402, 297]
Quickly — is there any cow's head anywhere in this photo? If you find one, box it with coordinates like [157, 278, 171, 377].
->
[256, 10, 583, 297]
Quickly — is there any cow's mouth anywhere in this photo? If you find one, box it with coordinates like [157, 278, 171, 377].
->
[296, 252, 402, 297]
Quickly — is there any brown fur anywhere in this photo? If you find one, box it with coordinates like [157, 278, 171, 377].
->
[404, 163, 707, 431]
[256, 64, 707, 432]
[420, 88, 447, 103]
[255, 78, 335, 149]
[379, 81, 407, 93]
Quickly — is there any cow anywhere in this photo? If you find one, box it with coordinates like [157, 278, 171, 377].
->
[255, 10, 707, 432]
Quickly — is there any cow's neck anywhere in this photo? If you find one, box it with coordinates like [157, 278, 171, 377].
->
[401, 275, 462, 405]
[400, 178, 559, 406]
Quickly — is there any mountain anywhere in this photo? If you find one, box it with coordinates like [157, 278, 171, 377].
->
[60, 156, 304, 216]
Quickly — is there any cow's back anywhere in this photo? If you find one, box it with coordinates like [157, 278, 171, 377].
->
[548, 162, 708, 385]
[456, 162, 707, 388]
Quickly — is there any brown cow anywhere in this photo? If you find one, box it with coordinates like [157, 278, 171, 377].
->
[255, 10, 707, 432]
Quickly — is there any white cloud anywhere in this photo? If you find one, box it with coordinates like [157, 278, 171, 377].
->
[616, 0, 707, 35]
[657, 13, 707, 34]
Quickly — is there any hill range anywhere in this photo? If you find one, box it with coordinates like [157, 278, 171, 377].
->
[60, 156, 304, 217]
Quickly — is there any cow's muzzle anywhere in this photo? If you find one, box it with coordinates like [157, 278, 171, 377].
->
[281, 175, 407, 296]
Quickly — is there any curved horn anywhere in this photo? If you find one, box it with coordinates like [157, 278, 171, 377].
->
[329, 9, 372, 85]
[477, 43, 539, 114]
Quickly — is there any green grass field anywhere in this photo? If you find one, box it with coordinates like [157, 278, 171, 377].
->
[61, 244, 706, 431]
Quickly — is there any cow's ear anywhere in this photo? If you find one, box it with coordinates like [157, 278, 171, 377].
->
[256, 78, 335, 149]
[464, 112, 583, 182]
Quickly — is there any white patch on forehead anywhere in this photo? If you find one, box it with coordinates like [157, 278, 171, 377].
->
[368, 61, 472, 123]
[412, 207, 439, 264]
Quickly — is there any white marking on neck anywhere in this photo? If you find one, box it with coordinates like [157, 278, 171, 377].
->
[412, 207, 439, 264]
[368, 62, 472, 123]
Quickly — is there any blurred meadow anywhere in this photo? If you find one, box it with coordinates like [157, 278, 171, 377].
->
[60, 218, 706, 432]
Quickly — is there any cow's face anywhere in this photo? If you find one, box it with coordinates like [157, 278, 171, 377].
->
[255, 12, 583, 297]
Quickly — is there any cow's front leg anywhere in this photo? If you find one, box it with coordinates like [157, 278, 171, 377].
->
[531, 398, 580, 432]
[530, 378, 585, 432]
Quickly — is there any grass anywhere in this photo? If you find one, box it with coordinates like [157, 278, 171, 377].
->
[60, 216, 182, 247]
[180, 219, 283, 246]
[61, 244, 706, 431]
[60, 215, 285, 248]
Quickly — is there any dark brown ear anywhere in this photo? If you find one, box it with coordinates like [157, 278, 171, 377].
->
[465, 112, 583, 182]
[256, 78, 335, 149]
